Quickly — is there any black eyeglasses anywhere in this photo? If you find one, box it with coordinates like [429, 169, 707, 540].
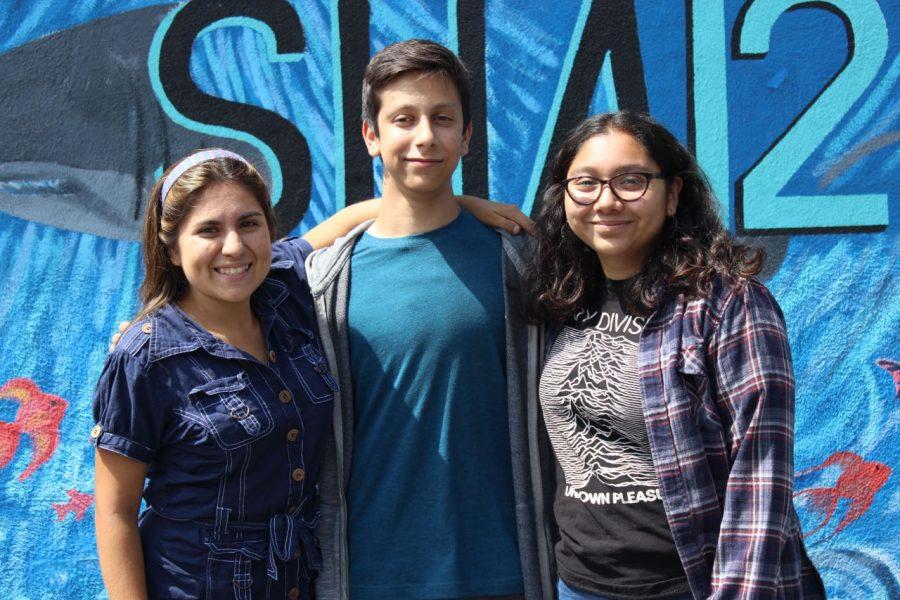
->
[562, 172, 667, 205]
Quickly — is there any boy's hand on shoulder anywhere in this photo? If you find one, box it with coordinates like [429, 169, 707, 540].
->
[108, 321, 129, 353]
[457, 195, 535, 236]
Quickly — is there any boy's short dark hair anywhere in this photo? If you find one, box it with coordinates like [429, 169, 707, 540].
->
[362, 39, 471, 132]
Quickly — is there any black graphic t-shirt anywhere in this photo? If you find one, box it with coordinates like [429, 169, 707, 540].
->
[539, 280, 689, 599]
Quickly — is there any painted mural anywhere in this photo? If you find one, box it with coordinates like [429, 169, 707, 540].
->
[0, 0, 896, 597]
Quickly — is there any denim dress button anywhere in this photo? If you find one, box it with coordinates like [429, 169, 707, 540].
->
[279, 389, 292, 403]
[291, 468, 305, 482]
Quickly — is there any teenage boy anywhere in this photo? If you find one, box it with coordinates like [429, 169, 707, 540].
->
[307, 40, 553, 599]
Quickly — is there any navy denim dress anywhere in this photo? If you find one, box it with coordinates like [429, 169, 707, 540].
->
[91, 238, 335, 599]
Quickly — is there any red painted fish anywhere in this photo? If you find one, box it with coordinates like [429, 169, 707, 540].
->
[876, 358, 900, 398]
[795, 451, 891, 538]
[0, 378, 68, 481]
[52, 489, 94, 521]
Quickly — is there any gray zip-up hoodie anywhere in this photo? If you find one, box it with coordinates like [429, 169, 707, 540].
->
[305, 219, 555, 599]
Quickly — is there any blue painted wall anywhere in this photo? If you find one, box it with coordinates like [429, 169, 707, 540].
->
[0, 1, 896, 597]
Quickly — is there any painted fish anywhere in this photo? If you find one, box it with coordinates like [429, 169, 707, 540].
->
[0, 378, 68, 481]
[52, 489, 94, 521]
[795, 451, 891, 538]
[876, 358, 900, 398]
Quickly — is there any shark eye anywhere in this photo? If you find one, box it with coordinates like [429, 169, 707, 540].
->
[0, 176, 84, 196]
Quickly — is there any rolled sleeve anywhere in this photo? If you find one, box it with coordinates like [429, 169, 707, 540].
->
[90, 351, 165, 464]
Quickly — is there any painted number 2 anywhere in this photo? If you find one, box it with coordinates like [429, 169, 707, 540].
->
[735, 0, 889, 233]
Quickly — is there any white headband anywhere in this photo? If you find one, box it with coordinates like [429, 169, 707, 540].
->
[160, 149, 251, 208]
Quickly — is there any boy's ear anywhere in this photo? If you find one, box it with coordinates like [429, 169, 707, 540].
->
[460, 122, 472, 157]
[362, 119, 381, 158]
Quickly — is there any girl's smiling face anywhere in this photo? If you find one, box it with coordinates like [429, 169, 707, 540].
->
[170, 181, 272, 315]
[564, 129, 681, 279]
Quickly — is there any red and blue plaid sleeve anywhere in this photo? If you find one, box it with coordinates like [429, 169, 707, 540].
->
[707, 281, 797, 598]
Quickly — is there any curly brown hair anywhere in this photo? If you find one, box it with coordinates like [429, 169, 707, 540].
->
[525, 111, 763, 322]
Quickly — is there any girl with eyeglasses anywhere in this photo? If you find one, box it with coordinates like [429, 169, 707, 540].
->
[524, 112, 825, 599]
[90, 149, 529, 600]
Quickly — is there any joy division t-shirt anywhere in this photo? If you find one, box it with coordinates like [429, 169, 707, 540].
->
[539, 279, 689, 599]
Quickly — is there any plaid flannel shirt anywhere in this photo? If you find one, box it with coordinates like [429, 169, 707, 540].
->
[637, 277, 825, 599]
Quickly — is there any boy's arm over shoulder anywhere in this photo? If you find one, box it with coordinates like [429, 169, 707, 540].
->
[458, 195, 535, 236]
[270, 199, 381, 285]
[108, 318, 153, 358]
[301, 199, 381, 250]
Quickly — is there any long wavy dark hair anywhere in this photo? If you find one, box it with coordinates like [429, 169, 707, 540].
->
[525, 111, 763, 323]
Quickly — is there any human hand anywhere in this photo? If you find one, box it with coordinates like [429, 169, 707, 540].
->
[108, 321, 129, 353]
[457, 195, 535, 236]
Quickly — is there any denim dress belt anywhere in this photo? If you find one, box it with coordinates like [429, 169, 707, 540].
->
[190, 509, 323, 581]
[264, 512, 322, 579]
